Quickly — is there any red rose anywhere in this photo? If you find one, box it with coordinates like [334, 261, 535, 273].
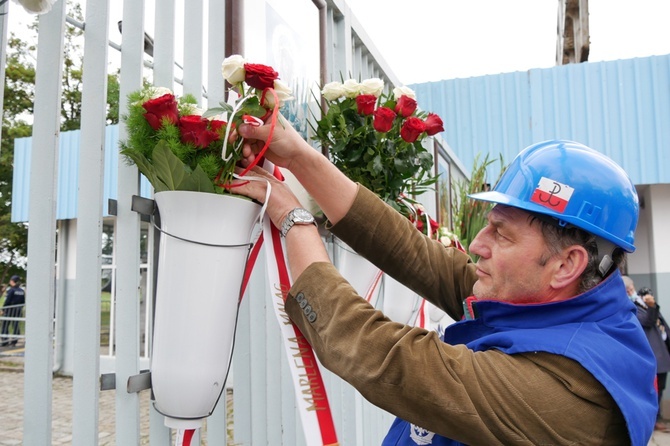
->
[415, 218, 424, 233]
[142, 94, 179, 130]
[244, 63, 279, 90]
[424, 113, 444, 136]
[356, 94, 377, 115]
[394, 95, 417, 118]
[373, 107, 396, 133]
[400, 117, 427, 143]
[428, 217, 440, 234]
[209, 119, 227, 133]
[179, 115, 221, 149]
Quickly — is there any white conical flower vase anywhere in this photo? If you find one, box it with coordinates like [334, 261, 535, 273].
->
[332, 237, 382, 303]
[150, 191, 261, 429]
[382, 274, 422, 325]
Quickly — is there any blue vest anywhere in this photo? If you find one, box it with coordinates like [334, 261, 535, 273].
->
[382, 271, 657, 446]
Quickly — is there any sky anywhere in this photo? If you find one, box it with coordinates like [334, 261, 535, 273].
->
[5, 0, 670, 85]
[346, 0, 670, 84]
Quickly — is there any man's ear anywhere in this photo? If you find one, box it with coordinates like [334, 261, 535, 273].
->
[550, 245, 589, 291]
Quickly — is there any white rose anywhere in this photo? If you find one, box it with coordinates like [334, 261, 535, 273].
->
[393, 85, 416, 100]
[342, 79, 361, 98]
[221, 54, 247, 85]
[15, 0, 55, 14]
[182, 104, 204, 116]
[439, 235, 454, 247]
[134, 87, 173, 106]
[265, 79, 294, 108]
[360, 78, 384, 97]
[321, 81, 346, 101]
[206, 113, 226, 121]
[438, 227, 456, 247]
[150, 87, 174, 99]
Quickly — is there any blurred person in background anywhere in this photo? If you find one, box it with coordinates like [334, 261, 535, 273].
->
[1, 275, 25, 347]
[624, 276, 670, 431]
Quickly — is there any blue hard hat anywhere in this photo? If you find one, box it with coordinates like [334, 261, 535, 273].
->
[469, 140, 639, 252]
[10, 275, 20, 283]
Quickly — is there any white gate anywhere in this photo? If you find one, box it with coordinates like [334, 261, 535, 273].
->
[3, 0, 462, 444]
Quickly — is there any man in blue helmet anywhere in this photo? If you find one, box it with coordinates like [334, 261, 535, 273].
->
[232, 120, 657, 445]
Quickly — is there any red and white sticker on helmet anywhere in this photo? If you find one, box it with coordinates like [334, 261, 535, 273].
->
[530, 177, 574, 213]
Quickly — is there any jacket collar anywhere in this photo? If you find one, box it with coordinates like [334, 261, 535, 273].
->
[467, 270, 632, 328]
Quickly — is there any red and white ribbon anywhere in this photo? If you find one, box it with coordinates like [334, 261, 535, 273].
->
[238, 160, 339, 445]
[263, 214, 339, 445]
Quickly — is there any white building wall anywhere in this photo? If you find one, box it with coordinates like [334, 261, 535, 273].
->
[648, 184, 670, 304]
[627, 185, 670, 307]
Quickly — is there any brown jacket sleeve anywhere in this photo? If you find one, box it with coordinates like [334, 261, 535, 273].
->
[286, 186, 627, 445]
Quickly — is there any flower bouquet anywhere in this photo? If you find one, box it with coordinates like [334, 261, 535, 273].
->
[120, 56, 292, 429]
[120, 54, 293, 193]
[311, 78, 444, 215]
[313, 79, 445, 306]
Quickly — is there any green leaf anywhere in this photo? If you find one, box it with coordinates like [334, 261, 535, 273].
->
[178, 164, 216, 193]
[238, 102, 267, 118]
[120, 149, 169, 191]
[152, 141, 189, 190]
[371, 155, 383, 174]
[202, 107, 227, 119]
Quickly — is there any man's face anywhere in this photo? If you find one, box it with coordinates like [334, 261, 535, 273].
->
[469, 205, 559, 304]
[625, 283, 636, 297]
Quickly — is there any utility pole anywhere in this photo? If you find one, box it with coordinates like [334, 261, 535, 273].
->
[556, 0, 590, 65]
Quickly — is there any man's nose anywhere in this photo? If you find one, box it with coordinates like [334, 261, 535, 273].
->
[468, 228, 489, 258]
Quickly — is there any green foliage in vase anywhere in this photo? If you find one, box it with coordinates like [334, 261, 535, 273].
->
[452, 153, 506, 261]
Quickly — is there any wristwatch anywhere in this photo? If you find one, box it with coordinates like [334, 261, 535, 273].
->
[280, 208, 317, 237]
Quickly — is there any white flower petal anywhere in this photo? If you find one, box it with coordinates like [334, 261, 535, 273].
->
[221, 54, 247, 85]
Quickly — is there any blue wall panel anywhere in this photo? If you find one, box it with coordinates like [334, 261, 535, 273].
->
[12, 125, 151, 222]
[12, 55, 670, 222]
[411, 54, 670, 184]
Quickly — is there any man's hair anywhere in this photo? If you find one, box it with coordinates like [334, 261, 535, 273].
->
[622, 275, 634, 290]
[530, 215, 626, 293]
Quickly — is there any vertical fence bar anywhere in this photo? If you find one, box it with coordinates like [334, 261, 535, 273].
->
[22, 1, 66, 444]
[207, 0, 226, 108]
[0, 0, 8, 137]
[204, 1, 229, 443]
[71, 0, 111, 443]
[183, 0, 204, 102]
[150, 0, 176, 443]
[153, 0, 175, 88]
[115, 0, 145, 443]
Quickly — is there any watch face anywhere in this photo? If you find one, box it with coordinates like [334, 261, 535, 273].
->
[293, 208, 314, 223]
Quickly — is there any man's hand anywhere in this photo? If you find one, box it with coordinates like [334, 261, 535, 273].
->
[644, 293, 657, 307]
[237, 116, 313, 171]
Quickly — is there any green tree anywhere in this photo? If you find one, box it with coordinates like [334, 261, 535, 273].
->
[0, 34, 33, 290]
[0, 0, 120, 288]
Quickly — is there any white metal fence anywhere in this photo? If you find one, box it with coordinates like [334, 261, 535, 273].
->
[4, 0, 466, 444]
[0, 303, 26, 346]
